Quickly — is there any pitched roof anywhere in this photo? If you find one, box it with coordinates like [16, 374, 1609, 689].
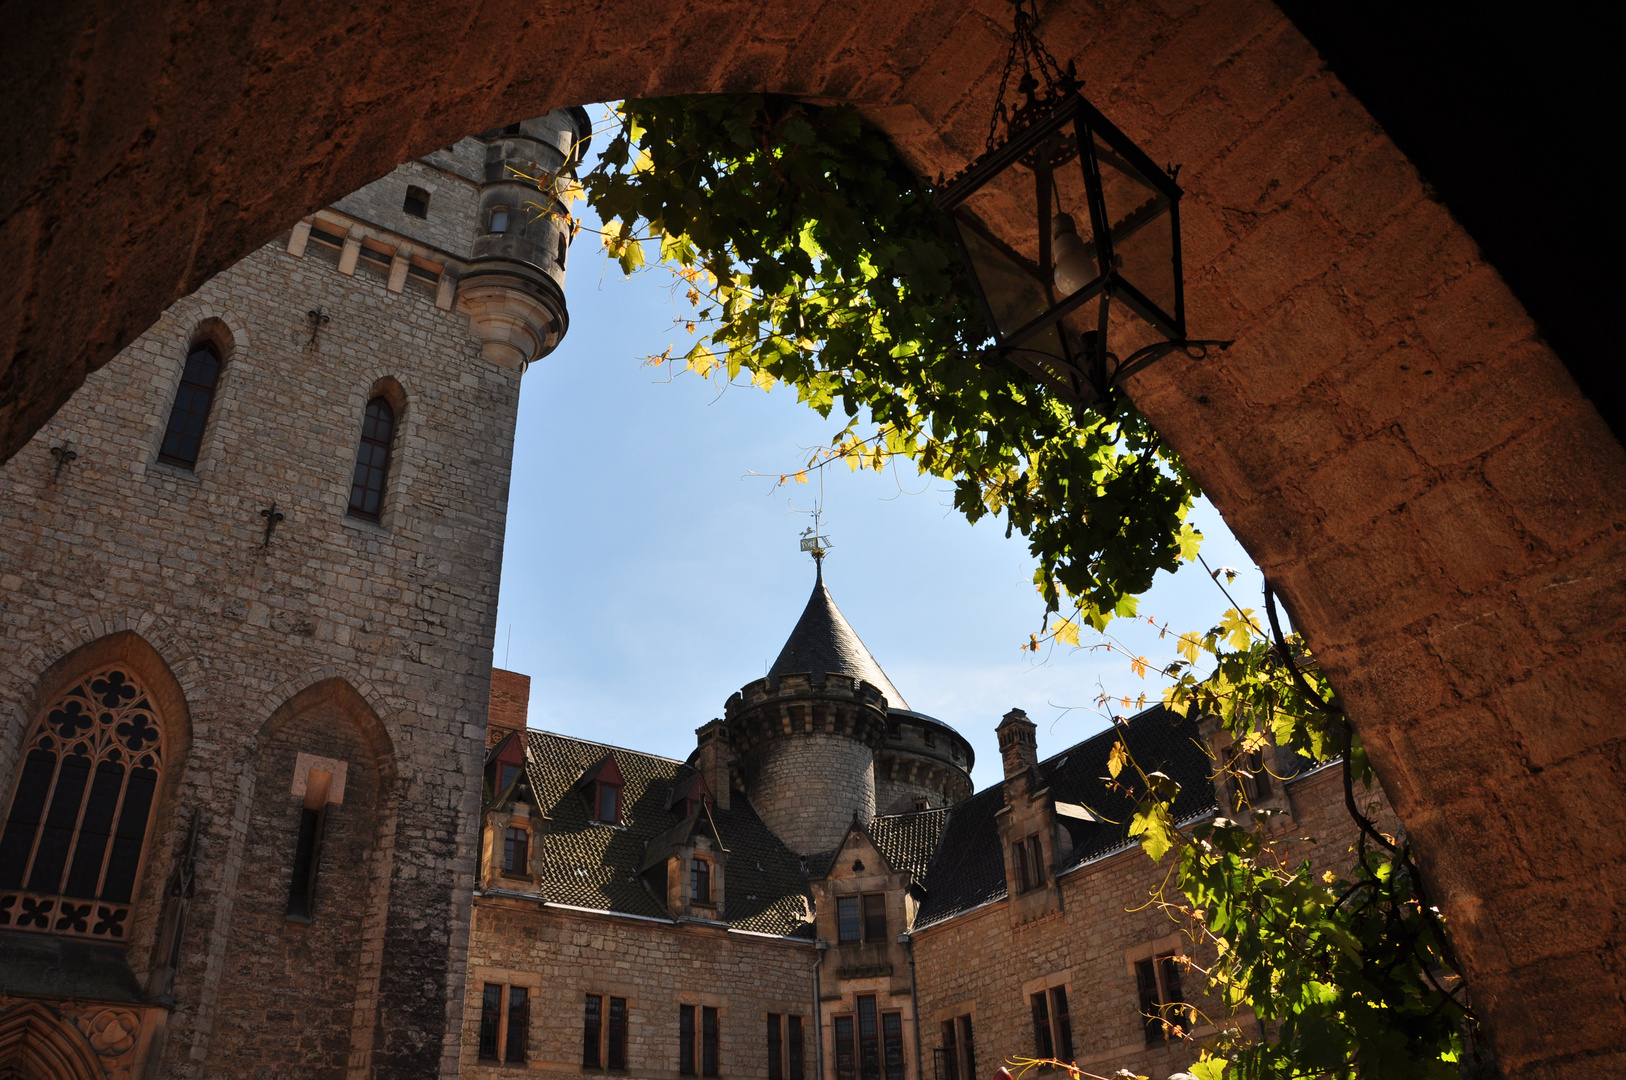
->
[913, 705, 1219, 928]
[523, 730, 813, 937]
[867, 807, 949, 880]
[768, 567, 910, 710]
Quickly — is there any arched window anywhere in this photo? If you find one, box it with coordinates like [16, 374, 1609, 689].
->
[347, 396, 395, 520]
[403, 185, 430, 218]
[488, 206, 510, 233]
[0, 667, 164, 941]
[158, 343, 221, 468]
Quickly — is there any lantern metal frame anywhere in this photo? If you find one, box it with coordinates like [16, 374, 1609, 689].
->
[937, 4, 1228, 409]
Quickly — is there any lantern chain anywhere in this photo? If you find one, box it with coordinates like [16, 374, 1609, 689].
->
[985, 0, 1079, 153]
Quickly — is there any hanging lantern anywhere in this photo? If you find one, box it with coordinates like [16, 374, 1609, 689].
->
[937, 0, 1228, 408]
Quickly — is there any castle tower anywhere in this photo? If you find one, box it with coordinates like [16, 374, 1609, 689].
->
[0, 112, 586, 1079]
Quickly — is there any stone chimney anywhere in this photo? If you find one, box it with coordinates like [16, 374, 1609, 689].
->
[487, 668, 531, 749]
[996, 708, 1039, 779]
[694, 719, 731, 810]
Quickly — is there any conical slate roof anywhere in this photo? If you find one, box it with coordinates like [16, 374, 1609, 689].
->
[767, 567, 910, 710]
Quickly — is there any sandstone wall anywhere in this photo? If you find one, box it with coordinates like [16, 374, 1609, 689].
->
[0, 215, 519, 1076]
[748, 735, 877, 856]
[464, 899, 817, 1078]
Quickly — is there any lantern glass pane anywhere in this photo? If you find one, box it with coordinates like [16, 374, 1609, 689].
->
[953, 208, 1049, 342]
[1092, 132, 1178, 329]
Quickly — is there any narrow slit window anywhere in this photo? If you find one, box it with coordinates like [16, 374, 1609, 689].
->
[506, 985, 529, 1062]
[608, 996, 628, 1070]
[489, 206, 510, 233]
[958, 1016, 976, 1080]
[788, 1015, 804, 1080]
[680, 1004, 696, 1076]
[159, 344, 222, 468]
[403, 185, 429, 218]
[348, 396, 396, 520]
[584, 994, 603, 1067]
[939, 1020, 959, 1080]
[479, 984, 502, 1060]
[768, 1013, 784, 1080]
[1049, 987, 1073, 1062]
[286, 768, 332, 922]
[1029, 991, 1052, 1059]
[702, 1005, 719, 1077]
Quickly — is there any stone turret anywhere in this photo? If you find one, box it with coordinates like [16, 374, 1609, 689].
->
[723, 568, 895, 854]
[456, 109, 591, 367]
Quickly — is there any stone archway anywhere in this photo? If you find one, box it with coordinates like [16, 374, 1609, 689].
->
[0, 1002, 104, 1080]
[2, 2, 1621, 1076]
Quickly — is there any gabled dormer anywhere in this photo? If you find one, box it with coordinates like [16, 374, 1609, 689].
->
[481, 731, 547, 890]
[810, 818, 916, 991]
[1199, 715, 1296, 831]
[578, 753, 626, 826]
[666, 770, 715, 819]
[638, 803, 728, 921]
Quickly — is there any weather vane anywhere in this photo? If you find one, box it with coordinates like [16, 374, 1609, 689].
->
[798, 505, 832, 565]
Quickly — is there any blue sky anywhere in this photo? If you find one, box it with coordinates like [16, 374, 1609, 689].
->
[492, 116, 1265, 793]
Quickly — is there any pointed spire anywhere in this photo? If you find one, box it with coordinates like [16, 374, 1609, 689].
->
[768, 569, 910, 710]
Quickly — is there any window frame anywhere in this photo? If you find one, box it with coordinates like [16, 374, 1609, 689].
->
[347, 395, 397, 522]
[596, 781, 622, 825]
[489, 206, 511, 233]
[478, 983, 529, 1063]
[157, 342, 223, 470]
[701, 1004, 720, 1078]
[1135, 953, 1186, 1045]
[503, 825, 529, 875]
[862, 893, 888, 943]
[768, 1013, 784, 1080]
[837, 895, 861, 943]
[403, 185, 430, 218]
[691, 856, 712, 905]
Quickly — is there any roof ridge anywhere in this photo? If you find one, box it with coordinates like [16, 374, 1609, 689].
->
[528, 728, 690, 765]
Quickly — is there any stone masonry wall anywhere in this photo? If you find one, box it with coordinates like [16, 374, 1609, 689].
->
[748, 735, 877, 856]
[464, 899, 818, 1079]
[0, 213, 521, 1076]
[911, 766, 1401, 1080]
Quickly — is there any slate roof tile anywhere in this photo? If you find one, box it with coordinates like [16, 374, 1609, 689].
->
[768, 568, 910, 710]
[524, 731, 813, 937]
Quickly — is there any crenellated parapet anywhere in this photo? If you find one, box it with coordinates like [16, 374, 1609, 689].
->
[724, 671, 889, 855]
[874, 709, 975, 812]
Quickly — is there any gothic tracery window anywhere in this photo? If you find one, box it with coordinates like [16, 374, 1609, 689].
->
[0, 667, 165, 940]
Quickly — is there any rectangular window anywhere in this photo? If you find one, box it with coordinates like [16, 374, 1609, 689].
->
[882, 1012, 904, 1080]
[608, 997, 628, 1070]
[597, 782, 621, 823]
[479, 983, 502, 1060]
[692, 858, 712, 904]
[507, 986, 529, 1063]
[702, 1005, 720, 1078]
[835, 1016, 856, 1080]
[504, 826, 528, 874]
[938, 1021, 958, 1080]
[863, 894, 888, 943]
[585, 994, 604, 1067]
[1135, 954, 1186, 1045]
[958, 1016, 976, 1080]
[788, 1015, 805, 1080]
[1029, 991, 1052, 1059]
[858, 996, 880, 1080]
[768, 1014, 784, 1080]
[837, 895, 861, 942]
[1048, 987, 1072, 1063]
[1027, 836, 1045, 887]
[681, 1005, 697, 1076]
[1013, 841, 1031, 894]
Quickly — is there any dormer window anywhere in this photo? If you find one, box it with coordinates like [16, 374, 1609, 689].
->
[690, 857, 711, 904]
[504, 826, 529, 874]
[596, 782, 620, 824]
[497, 761, 520, 792]
[488, 207, 510, 233]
